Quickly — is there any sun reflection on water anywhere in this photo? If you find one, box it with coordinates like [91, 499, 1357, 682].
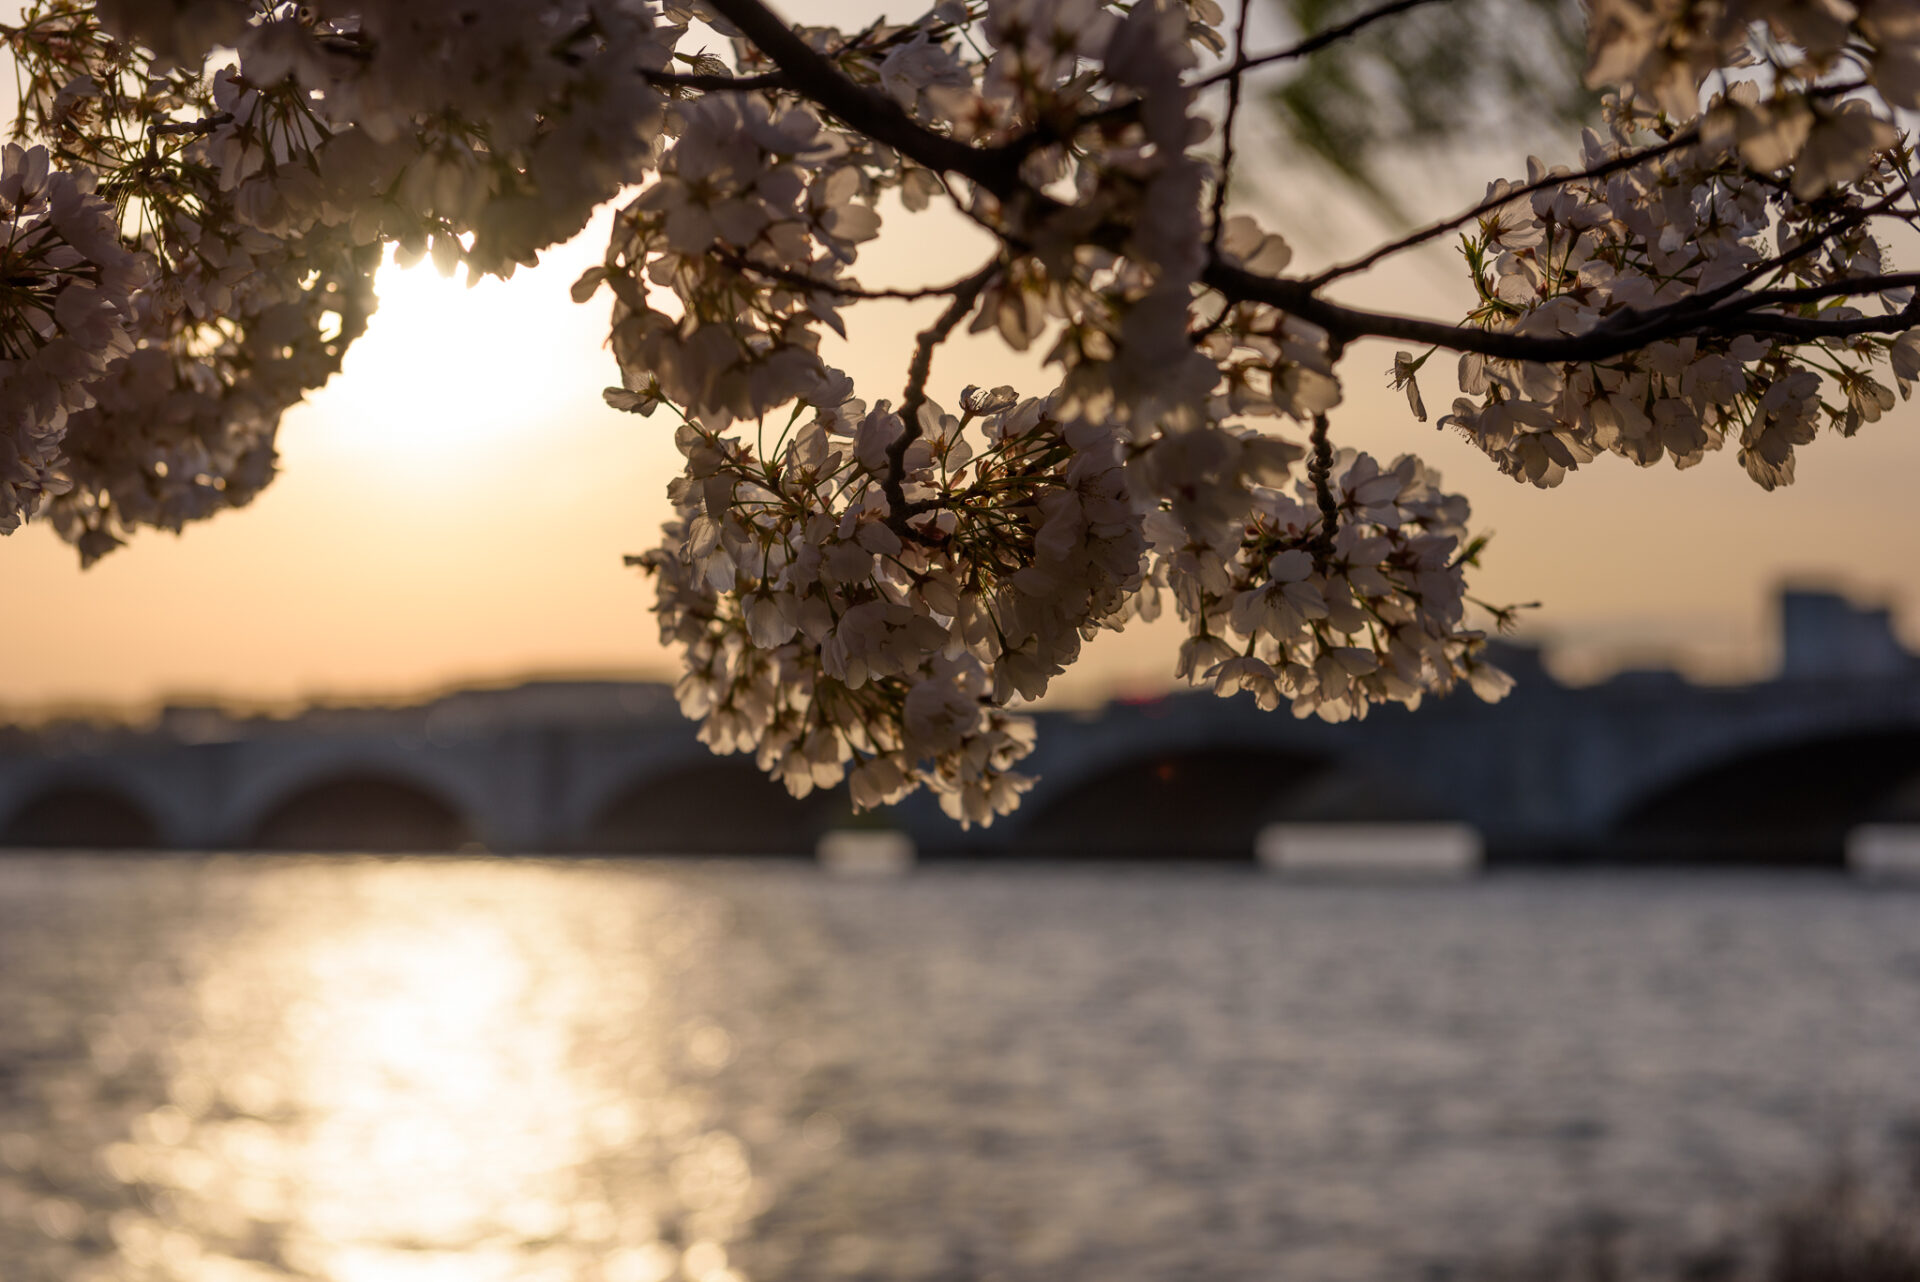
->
[88, 862, 760, 1282]
[8, 860, 1920, 1282]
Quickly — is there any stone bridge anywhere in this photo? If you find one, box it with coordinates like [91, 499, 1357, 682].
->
[7, 590, 1920, 863]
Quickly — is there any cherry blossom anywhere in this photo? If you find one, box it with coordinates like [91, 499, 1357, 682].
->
[11, 0, 1920, 821]
[0, 142, 143, 534]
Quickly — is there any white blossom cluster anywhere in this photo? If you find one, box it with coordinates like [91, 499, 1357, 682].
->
[0, 142, 143, 533]
[1428, 0, 1920, 491]
[16, 0, 1920, 821]
[5, 0, 686, 557]
[570, 0, 1504, 817]
[590, 90, 883, 427]
[630, 371, 1499, 821]
[632, 380, 1148, 826]
[1427, 93, 1919, 491]
[1157, 447, 1514, 723]
[1590, 0, 1920, 140]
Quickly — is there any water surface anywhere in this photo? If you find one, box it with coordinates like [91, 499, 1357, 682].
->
[0, 858, 1916, 1282]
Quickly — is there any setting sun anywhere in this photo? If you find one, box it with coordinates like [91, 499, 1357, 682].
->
[315, 234, 616, 466]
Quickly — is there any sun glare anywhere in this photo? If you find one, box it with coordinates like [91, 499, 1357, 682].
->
[310, 239, 615, 462]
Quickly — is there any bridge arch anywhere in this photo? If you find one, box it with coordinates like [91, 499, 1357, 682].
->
[245, 772, 477, 852]
[1609, 727, 1920, 865]
[1009, 744, 1339, 858]
[581, 757, 841, 855]
[0, 777, 164, 849]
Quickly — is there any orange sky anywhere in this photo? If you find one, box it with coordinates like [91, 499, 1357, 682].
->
[7, 12, 1920, 716]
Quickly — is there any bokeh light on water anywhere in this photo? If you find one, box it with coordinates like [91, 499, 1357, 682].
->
[0, 860, 770, 1282]
[1, 858, 1918, 1281]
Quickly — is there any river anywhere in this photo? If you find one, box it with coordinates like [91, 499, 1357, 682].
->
[0, 857, 1916, 1282]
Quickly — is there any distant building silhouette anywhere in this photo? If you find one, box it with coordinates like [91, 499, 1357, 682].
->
[1779, 588, 1913, 680]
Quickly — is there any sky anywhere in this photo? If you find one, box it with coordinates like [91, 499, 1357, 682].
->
[7, 5, 1920, 717]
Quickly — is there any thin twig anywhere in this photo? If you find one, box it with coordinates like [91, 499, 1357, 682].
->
[1195, 0, 1460, 90]
[883, 260, 1001, 540]
[1309, 77, 1872, 288]
[1206, 0, 1257, 254]
[1308, 130, 1700, 288]
[718, 248, 1003, 302]
[1041, 0, 1460, 161]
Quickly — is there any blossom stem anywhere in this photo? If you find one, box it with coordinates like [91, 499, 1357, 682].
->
[1307, 412, 1338, 559]
[882, 259, 1000, 540]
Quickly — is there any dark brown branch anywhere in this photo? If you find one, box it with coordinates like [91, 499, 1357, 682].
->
[704, 0, 1020, 196]
[1307, 412, 1338, 556]
[717, 248, 1003, 302]
[640, 18, 974, 101]
[1207, 256, 1920, 361]
[707, 0, 1920, 371]
[147, 112, 232, 139]
[1729, 270, 1920, 311]
[1630, 296, 1920, 345]
[643, 68, 789, 92]
[883, 261, 1001, 539]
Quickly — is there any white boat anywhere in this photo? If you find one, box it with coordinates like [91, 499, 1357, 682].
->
[1844, 825, 1920, 880]
[1255, 823, 1483, 878]
[816, 829, 916, 876]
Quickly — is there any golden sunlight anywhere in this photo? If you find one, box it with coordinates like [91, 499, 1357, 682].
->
[89, 864, 764, 1282]
[321, 247, 601, 463]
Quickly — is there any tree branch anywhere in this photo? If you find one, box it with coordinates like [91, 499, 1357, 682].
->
[717, 248, 1004, 302]
[1206, 256, 1920, 361]
[1206, 0, 1257, 253]
[1728, 270, 1920, 311]
[1308, 79, 1872, 289]
[1066, 0, 1464, 147]
[643, 68, 789, 92]
[707, 0, 1920, 371]
[1307, 411, 1338, 556]
[704, 0, 1019, 196]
